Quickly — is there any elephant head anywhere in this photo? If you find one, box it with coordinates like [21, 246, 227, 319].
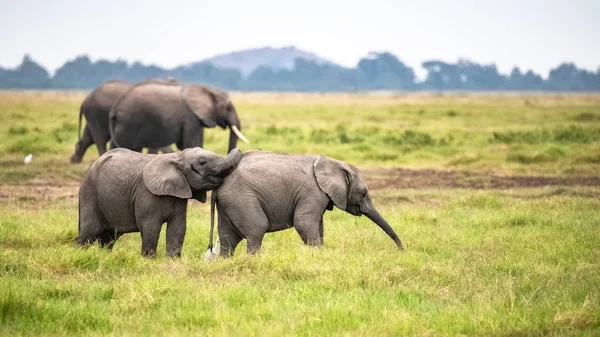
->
[182, 85, 249, 153]
[143, 148, 242, 203]
[313, 155, 403, 249]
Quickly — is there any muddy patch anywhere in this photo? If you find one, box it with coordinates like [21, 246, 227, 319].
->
[0, 179, 79, 203]
[366, 168, 600, 190]
[1, 169, 600, 204]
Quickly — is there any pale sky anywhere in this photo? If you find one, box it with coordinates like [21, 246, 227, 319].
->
[0, 0, 598, 78]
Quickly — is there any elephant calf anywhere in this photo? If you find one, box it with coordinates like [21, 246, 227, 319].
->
[77, 147, 242, 257]
[206, 150, 403, 257]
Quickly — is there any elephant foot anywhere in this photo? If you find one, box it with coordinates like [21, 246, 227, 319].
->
[141, 249, 157, 258]
[70, 155, 83, 164]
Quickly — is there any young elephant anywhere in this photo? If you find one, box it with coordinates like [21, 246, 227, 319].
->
[77, 147, 242, 257]
[206, 151, 403, 257]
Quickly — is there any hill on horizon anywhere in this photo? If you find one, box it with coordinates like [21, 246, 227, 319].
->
[191, 46, 337, 76]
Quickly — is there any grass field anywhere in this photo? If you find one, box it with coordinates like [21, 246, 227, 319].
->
[1, 91, 599, 336]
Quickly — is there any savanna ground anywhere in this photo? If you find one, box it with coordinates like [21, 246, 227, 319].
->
[1, 90, 599, 336]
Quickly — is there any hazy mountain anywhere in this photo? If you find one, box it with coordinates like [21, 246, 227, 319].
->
[193, 46, 336, 76]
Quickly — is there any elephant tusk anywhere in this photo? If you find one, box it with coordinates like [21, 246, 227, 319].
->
[231, 125, 250, 144]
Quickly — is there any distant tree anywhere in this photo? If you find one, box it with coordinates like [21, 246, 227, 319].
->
[0, 55, 50, 88]
[456, 59, 506, 90]
[52, 55, 129, 88]
[547, 63, 588, 91]
[421, 61, 461, 90]
[522, 70, 544, 90]
[288, 58, 358, 91]
[1, 51, 600, 91]
[506, 67, 525, 89]
[170, 62, 243, 89]
[126, 62, 167, 83]
[357, 52, 416, 90]
[244, 66, 281, 91]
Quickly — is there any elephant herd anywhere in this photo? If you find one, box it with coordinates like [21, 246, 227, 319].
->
[70, 79, 248, 164]
[73, 80, 404, 258]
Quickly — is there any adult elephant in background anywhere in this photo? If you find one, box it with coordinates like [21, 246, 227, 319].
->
[70, 80, 171, 164]
[108, 81, 249, 154]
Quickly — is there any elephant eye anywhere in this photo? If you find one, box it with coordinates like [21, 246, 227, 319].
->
[199, 160, 207, 166]
[190, 164, 201, 175]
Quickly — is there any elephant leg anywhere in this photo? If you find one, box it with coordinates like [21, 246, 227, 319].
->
[97, 229, 123, 250]
[239, 208, 268, 255]
[293, 203, 325, 247]
[319, 217, 324, 244]
[77, 199, 104, 247]
[181, 125, 204, 149]
[140, 225, 161, 257]
[137, 212, 162, 257]
[70, 126, 94, 163]
[247, 236, 266, 255]
[165, 205, 186, 258]
[218, 212, 243, 257]
[88, 127, 109, 157]
[77, 223, 102, 247]
[96, 140, 108, 156]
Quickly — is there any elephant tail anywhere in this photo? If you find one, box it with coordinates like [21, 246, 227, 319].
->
[204, 191, 218, 261]
[77, 102, 84, 142]
[108, 108, 121, 148]
[209, 191, 217, 250]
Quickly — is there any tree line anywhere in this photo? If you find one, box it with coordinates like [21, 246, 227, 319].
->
[1, 53, 599, 91]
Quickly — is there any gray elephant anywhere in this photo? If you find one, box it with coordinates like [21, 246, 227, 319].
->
[108, 80, 249, 154]
[77, 147, 242, 257]
[70, 80, 171, 164]
[206, 151, 403, 257]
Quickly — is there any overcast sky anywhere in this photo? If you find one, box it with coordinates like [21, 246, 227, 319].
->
[0, 0, 598, 78]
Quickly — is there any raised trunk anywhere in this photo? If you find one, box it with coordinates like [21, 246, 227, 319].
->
[364, 206, 403, 250]
[215, 148, 242, 177]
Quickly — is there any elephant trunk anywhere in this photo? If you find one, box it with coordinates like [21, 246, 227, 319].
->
[215, 148, 242, 177]
[363, 200, 403, 250]
[228, 125, 238, 154]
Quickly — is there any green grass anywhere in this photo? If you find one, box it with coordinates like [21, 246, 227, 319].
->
[1, 91, 600, 336]
[1, 189, 599, 336]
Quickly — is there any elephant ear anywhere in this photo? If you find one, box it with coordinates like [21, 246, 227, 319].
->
[181, 86, 218, 127]
[143, 154, 192, 199]
[313, 155, 351, 210]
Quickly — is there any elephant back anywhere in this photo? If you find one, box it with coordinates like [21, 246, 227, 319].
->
[91, 80, 132, 112]
[109, 81, 190, 149]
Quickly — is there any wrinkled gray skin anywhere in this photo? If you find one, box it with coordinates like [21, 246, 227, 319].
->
[208, 151, 403, 257]
[109, 81, 244, 154]
[70, 80, 171, 164]
[77, 147, 242, 257]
